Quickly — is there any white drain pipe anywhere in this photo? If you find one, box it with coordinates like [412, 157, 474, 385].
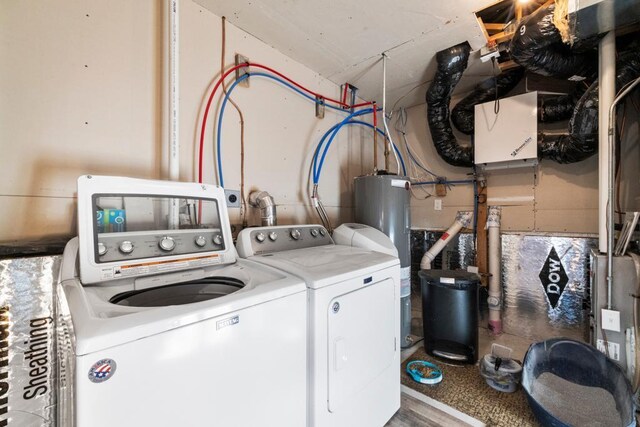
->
[487, 206, 502, 335]
[166, 0, 180, 229]
[598, 31, 615, 253]
[420, 211, 473, 270]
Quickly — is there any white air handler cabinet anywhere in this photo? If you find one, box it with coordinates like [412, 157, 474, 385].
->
[474, 91, 538, 170]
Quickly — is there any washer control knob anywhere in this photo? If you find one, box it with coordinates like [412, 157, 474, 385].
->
[290, 229, 301, 240]
[119, 240, 134, 254]
[213, 234, 223, 245]
[268, 232, 278, 241]
[97, 242, 108, 256]
[194, 235, 207, 247]
[159, 236, 176, 251]
[256, 232, 266, 243]
[310, 229, 318, 237]
[319, 228, 326, 237]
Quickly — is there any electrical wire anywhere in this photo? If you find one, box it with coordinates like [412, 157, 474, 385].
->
[394, 108, 438, 178]
[491, 57, 500, 115]
[381, 53, 401, 174]
[220, 17, 247, 226]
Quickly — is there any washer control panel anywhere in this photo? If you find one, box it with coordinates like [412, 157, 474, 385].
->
[96, 229, 225, 263]
[236, 224, 333, 257]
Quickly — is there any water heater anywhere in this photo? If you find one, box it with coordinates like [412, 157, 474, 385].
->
[354, 174, 412, 347]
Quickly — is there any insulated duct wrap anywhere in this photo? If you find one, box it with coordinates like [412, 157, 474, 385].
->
[426, 42, 473, 167]
[0, 256, 59, 426]
[538, 84, 587, 123]
[510, 4, 597, 80]
[539, 48, 640, 163]
[451, 68, 525, 135]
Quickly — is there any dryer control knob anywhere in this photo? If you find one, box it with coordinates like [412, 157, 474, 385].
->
[310, 229, 318, 237]
[119, 240, 134, 254]
[97, 242, 108, 256]
[290, 229, 301, 240]
[268, 232, 278, 241]
[213, 234, 223, 245]
[256, 232, 266, 243]
[194, 235, 207, 247]
[159, 236, 176, 251]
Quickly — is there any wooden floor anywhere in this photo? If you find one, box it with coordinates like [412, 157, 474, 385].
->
[385, 391, 476, 427]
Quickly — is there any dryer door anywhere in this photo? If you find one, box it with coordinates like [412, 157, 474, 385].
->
[327, 277, 396, 412]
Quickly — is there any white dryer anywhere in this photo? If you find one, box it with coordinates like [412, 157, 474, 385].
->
[57, 176, 307, 427]
[236, 224, 401, 427]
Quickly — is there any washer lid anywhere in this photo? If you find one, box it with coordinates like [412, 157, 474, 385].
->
[251, 245, 399, 289]
[59, 258, 306, 355]
[76, 175, 237, 285]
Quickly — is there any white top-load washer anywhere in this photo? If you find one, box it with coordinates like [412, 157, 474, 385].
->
[57, 175, 307, 427]
[236, 224, 401, 427]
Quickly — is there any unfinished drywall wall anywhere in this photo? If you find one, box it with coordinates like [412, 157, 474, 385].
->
[393, 97, 600, 233]
[0, 0, 384, 244]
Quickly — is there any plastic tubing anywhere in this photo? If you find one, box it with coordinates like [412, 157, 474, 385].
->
[336, 120, 406, 176]
[312, 108, 374, 183]
[216, 72, 366, 186]
[217, 73, 250, 187]
[312, 109, 375, 181]
[200, 63, 370, 184]
[199, 63, 247, 184]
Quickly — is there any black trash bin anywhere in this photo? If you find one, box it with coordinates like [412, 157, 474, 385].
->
[419, 269, 479, 364]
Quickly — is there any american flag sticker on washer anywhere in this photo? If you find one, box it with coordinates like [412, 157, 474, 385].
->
[88, 359, 117, 383]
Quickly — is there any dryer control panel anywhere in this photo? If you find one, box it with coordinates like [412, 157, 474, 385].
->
[236, 225, 333, 257]
[77, 175, 236, 284]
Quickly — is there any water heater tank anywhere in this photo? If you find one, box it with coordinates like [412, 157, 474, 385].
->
[354, 174, 412, 347]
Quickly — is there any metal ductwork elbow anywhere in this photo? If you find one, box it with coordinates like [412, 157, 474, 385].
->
[249, 191, 277, 226]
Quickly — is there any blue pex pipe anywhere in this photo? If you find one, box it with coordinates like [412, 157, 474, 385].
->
[312, 120, 406, 183]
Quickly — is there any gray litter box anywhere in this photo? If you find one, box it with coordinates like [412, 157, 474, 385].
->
[522, 338, 635, 427]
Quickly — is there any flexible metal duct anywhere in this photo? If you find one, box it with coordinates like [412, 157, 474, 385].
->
[510, 4, 597, 79]
[425, 42, 473, 167]
[451, 68, 525, 135]
[539, 48, 640, 163]
[248, 190, 277, 226]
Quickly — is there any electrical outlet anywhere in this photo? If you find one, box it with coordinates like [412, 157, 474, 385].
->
[601, 309, 621, 332]
[224, 189, 241, 208]
[434, 199, 442, 211]
[235, 54, 250, 87]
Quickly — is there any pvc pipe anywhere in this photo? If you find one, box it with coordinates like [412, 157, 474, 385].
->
[607, 75, 640, 309]
[249, 191, 277, 226]
[420, 211, 473, 270]
[598, 31, 615, 253]
[487, 206, 502, 335]
[168, 0, 180, 229]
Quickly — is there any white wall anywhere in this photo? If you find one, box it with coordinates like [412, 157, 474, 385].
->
[2, 1, 627, 243]
[0, 0, 386, 243]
